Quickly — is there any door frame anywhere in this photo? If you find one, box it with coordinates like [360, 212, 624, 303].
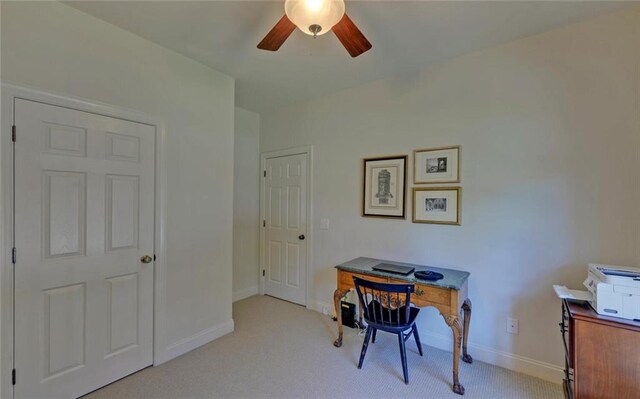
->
[0, 83, 168, 398]
[259, 146, 313, 308]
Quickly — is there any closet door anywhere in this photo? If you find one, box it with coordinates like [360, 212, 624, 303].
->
[14, 99, 155, 398]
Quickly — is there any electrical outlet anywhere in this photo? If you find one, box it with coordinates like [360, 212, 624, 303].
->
[320, 218, 330, 230]
[507, 318, 519, 335]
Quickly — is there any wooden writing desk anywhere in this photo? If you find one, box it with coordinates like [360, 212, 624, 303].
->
[333, 257, 472, 395]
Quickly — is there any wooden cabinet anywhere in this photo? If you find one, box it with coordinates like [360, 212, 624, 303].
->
[561, 300, 640, 399]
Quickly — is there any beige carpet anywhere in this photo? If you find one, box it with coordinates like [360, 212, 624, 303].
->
[86, 295, 562, 399]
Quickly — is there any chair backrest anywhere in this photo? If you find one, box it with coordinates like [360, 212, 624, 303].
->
[353, 276, 414, 328]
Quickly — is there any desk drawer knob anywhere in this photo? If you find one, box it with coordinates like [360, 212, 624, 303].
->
[415, 288, 424, 297]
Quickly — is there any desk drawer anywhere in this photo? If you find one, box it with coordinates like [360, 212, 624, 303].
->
[389, 279, 451, 307]
[339, 272, 388, 290]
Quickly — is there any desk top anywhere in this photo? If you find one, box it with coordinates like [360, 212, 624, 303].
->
[335, 257, 470, 291]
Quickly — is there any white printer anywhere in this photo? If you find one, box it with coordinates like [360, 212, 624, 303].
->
[584, 263, 640, 321]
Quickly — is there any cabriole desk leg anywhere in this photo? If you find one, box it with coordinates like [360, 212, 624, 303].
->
[462, 299, 473, 363]
[333, 288, 349, 347]
[443, 314, 465, 395]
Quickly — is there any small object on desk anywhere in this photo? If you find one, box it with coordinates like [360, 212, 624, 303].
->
[372, 263, 415, 275]
[415, 270, 444, 281]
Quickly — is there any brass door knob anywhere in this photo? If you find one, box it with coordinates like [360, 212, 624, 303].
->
[140, 255, 153, 264]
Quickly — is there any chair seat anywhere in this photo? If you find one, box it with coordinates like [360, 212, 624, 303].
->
[365, 301, 419, 329]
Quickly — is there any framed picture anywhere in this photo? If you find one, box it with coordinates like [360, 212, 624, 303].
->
[413, 145, 461, 184]
[413, 187, 461, 225]
[362, 155, 407, 219]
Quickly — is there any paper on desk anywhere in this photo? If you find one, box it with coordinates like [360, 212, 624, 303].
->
[553, 285, 593, 301]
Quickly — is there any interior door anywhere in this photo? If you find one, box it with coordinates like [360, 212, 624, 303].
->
[263, 153, 308, 305]
[13, 99, 154, 398]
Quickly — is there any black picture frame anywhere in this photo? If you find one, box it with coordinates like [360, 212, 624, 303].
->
[362, 155, 408, 219]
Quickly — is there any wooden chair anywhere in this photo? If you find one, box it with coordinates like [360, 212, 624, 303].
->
[352, 276, 423, 384]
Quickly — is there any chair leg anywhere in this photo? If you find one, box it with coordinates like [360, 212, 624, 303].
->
[398, 332, 409, 384]
[371, 328, 377, 343]
[358, 326, 373, 369]
[412, 324, 423, 356]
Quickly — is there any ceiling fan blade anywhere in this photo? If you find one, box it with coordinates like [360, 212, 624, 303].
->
[257, 14, 297, 51]
[332, 13, 372, 58]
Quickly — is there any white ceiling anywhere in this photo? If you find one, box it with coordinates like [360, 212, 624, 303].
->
[67, 1, 631, 114]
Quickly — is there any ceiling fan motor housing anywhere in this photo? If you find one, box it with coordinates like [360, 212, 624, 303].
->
[309, 24, 322, 37]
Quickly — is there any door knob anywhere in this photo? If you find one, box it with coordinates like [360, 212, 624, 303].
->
[298, 234, 305, 240]
[140, 255, 153, 264]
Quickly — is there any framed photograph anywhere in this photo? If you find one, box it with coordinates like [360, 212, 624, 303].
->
[413, 187, 461, 225]
[362, 155, 407, 218]
[413, 145, 461, 184]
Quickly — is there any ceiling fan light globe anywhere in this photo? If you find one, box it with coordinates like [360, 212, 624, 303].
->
[284, 0, 345, 36]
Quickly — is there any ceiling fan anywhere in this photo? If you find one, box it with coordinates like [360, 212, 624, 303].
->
[257, 0, 372, 58]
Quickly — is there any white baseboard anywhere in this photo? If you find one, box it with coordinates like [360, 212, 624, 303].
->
[307, 304, 563, 384]
[308, 299, 335, 316]
[156, 319, 235, 364]
[419, 330, 564, 384]
[233, 286, 259, 302]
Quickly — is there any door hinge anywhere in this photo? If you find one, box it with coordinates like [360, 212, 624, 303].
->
[11, 247, 16, 264]
[262, 269, 265, 277]
[263, 170, 266, 177]
[12, 125, 16, 142]
[263, 220, 266, 227]
[12, 368, 16, 385]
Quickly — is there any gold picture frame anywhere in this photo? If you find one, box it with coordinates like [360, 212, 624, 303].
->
[413, 145, 461, 184]
[362, 155, 407, 219]
[412, 187, 461, 225]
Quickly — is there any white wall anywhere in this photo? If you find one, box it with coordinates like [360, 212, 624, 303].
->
[0, 0, 235, 380]
[261, 7, 640, 381]
[233, 107, 260, 301]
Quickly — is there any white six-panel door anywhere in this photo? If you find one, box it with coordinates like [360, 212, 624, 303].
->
[14, 99, 154, 398]
[263, 154, 308, 305]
